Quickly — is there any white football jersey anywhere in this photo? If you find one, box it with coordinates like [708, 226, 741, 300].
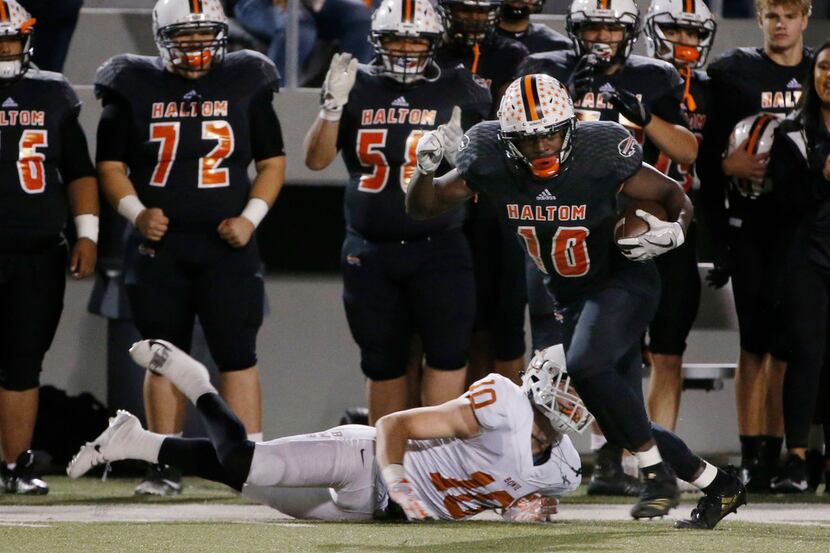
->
[403, 374, 582, 520]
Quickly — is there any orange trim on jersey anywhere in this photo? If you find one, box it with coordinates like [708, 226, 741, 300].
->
[0, 2, 9, 23]
[746, 115, 775, 155]
[190, 0, 203, 14]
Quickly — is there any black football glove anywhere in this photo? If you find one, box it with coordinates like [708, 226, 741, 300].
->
[706, 261, 731, 289]
[566, 55, 595, 99]
[608, 89, 652, 128]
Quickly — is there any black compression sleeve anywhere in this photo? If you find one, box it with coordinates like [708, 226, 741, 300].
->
[250, 91, 285, 161]
[96, 99, 132, 163]
[59, 115, 96, 183]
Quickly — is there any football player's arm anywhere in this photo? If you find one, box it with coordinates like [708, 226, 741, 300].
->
[304, 53, 357, 170]
[406, 168, 475, 220]
[218, 95, 287, 248]
[620, 164, 694, 233]
[61, 115, 99, 279]
[643, 115, 698, 165]
[303, 116, 340, 170]
[376, 397, 482, 469]
[96, 100, 168, 241]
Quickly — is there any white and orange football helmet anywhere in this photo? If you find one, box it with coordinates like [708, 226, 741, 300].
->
[726, 113, 781, 199]
[0, 1, 35, 81]
[498, 74, 576, 179]
[566, 0, 640, 64]
[371, 0, 443, 84]
[521, 345, 594, 434]
[644, 0, 717, 69]
[153, 0, 228, 73]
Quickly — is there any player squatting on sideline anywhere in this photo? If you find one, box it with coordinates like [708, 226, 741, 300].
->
[68, 339, 589, 522]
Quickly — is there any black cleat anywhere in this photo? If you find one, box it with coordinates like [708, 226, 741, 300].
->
[134, 463, 183, 496]
[1, 450, 48, 495]
[587, 467, 643, 496]
[587, 443, 642, 497]
[631, 464, 679, 519]
[770, 454, 809, 493]
[675, 474, 747, 529]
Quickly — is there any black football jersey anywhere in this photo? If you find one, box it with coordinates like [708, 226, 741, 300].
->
[436, 34, 529, 108]
[496, 23, 573, 54]
[456, 120, 643, 301]
[0, 70, 84, 238]
[652, 69, 710, 192]
[339, 64, 491, 242]
[701, 47, 812, 218]
[518, 51, 685, 166]
[94, 50, 279, 228]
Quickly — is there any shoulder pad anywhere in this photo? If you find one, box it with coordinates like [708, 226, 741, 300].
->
[24, 69, 80, 109]
[224, 50, 280, 93]
[94, 54, 159, 99]
[456, 121, 503, 181]
[707, 47, 758, 76]
[465, 373, 527, 431]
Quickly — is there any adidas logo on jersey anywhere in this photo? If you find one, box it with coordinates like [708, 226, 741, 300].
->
[391, 96, 409, 107]
[183, 89, 201, 101]
[2, 97, 18, 108]
[599, 82, 616, 94]
[535, 189, 556, 201]
[786, 78, 801, 90]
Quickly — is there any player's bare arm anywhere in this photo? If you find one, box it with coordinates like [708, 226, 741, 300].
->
[98, 161, 169, 242]
[67, 176, 99, 279]
[304, 53, 358, 170]
[406, 168, 475, 220]
[218, 155, 285, 248]
[644, 115, 698, 166]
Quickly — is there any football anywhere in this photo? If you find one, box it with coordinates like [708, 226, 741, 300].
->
[614, 200, 669, 242]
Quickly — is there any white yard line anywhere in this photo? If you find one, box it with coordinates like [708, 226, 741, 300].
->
[1, 503, 828, 526]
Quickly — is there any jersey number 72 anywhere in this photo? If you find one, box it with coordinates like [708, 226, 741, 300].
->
[148, 121, 234, 188]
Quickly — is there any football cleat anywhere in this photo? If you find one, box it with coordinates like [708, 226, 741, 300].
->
[2, 450, 48, 495]
[674, 473, 747, 529]
[135, 463, 183, 496]
[770, 454, 809, 493]
[587, 443, 641, 496]
[630, 464, 679, 519]
[67, 410, 143, 479]
[129, 338, 210, 382]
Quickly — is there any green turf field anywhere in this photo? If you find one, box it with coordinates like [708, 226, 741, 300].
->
[1, 477, 828, 553]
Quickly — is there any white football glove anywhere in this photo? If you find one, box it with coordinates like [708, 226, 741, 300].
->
[616, 209, 685, 262]
[320, 53, 358, 121]
[415, 106, 462, 173]
[501, 493, 559, 523]
[382, 464, 438, 521]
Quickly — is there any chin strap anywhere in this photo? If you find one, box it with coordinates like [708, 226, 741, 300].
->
[471, 42, 481, 75]
[681, 65, 697, 113]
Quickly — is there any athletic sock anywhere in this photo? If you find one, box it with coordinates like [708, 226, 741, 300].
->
[740, 435, 762, 466]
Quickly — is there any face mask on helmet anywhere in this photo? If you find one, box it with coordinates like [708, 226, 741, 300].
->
[372, 34, 440, 84]
[566, 0, 640, 66]
[645, 9, 716, 69]
[157, 22, 227, 73]
[0, 2, 35, 83]
[498, 74, 577, 180]
[521, 345, 594, 434]
[500, 0, 545, 22]
[439, 0, 502, 47]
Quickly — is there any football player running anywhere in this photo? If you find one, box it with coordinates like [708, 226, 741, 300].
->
[406, 74, 747, 528]
[497, 0, 573, 54]
[0, 0, 98, 495]
[698, 0, 812, 493]
[95, 0, 286, 495]
[516, 0, 699, 498]
[303, 0, 491, 424]
[640, 0, 715, 436]
[68, 340, 583, 522]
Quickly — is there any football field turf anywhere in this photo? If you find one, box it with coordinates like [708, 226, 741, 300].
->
[1, 477, 829, 553]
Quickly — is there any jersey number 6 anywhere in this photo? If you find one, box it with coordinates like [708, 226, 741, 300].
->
[149, 121, 235, 188]
[14, 129, 48, 194]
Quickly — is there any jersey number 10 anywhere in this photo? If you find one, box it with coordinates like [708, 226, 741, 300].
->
[148, 121, 234, 188]
[518, 226, 590, 278]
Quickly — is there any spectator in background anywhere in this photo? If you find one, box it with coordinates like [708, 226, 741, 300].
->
[232, 0, 374, 85]
[18, 0, 83, 72]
